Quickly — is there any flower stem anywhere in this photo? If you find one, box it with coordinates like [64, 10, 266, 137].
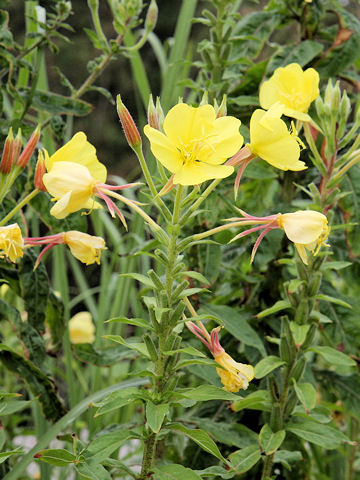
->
[0, 189, 39, 226]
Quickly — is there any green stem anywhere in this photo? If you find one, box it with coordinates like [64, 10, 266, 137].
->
[180, 178, 221, 224]
[0, 189, 39, 226]
[3, 379, 147, 480]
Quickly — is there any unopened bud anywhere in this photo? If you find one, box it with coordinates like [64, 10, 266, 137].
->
[324, 80, 334, 106]
[17, 125, 41, 168]
[34, 150, 47, 191]
[116, 95, 142, 150]
[147, 94, 160, 130]
[155, 97, 164, 130]
[199, 91, 209, 106]
[315, 96, 325, 119]
[145, 0, 158, 32]
[0, 128, 14, 174]
[216, 94, 227, 118]
[337, 91, 351, 138]
[11, 129, 22, 165]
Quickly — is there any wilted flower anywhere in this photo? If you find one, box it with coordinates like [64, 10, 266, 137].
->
[227, 209, 330, 264]
[69, 311, 95, 344]
[144, 103, 243, 185]
[0, 224, 24, 262]
[259, 63, 319, 122]
[187, 323, 254, 392]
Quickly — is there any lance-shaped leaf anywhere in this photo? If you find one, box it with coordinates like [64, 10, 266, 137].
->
[72, 343, 136, 366]
[259, 424, 286, 455]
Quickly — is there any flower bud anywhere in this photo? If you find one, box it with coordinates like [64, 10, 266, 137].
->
[199, 91, 209, 106]
[69, 311, 95, 344]
[147, 94, 160, 130]
[34, 150, 47, 191]
[155, 97, 164, 130]
[11, 129, 22, 166]
[17, 125, 41, 168]
[145, 0, 158, 32]
[337, 91, 351, 138]
[116, 94, 142, 150]
[216, 94, 227, 118]
[0, 128, 14, 174]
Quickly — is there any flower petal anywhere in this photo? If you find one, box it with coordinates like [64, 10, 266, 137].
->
[280, 210, 327, 244]
[173, 162, 234, 186]
[144, 125, 183, 173]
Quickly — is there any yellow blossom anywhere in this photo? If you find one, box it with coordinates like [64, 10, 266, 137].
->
[0, 224, 24, 262]
[259, 63, 319, 122]
[278, 210, 330, 264]
[214, 351, 255, 392]
[63, 231, 106, 265]
[248, 109, 306, 171]
[144, 103, 243, 185]
[69, 311, 95, 344]
[42, 132, 106, 219]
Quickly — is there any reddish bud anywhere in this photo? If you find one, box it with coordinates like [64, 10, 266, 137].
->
[155, 97, 164, 130]
[116, 95, 142, 150]
[0, 128, 14, 174]
[11, 129, 22, 165]
[34, 150, 47, 191]
[147, 94, 160, 130]
[216, 95, 227, 118]
[17, 125, 41, 168]
[145, 0, 158, 31]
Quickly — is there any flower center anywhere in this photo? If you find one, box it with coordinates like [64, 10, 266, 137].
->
[177, 130, 217, 165]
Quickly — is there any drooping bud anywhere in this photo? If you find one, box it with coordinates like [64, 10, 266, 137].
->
[0, 128, 14, 174]
[155, 97, 164, 130]
[34, 150, 47, 191]
[144, 0, 158, 32]
[116, 94, 142, 151]
[147, 94, 160, 130]
[11, 129, 22, 166]
[216, 94, 227, 118]
[17, 125, 41, 168]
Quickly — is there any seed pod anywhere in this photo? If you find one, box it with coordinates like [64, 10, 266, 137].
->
[144, 334, 158, 362]
[148, 269, 164, 290]
[301, 323, 317, 351]
[290, 356, 306, 382]
[169, 301, 185, 326]
[284, 390, 298, 418]
[308, 272, 322, 297]
[280, 335, 292, 364]
[294, 298, 310, 324]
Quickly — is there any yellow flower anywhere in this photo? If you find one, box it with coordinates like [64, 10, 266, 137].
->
[0, 224, 24, 262]
[63, 231, 106, 265]
[69, 311, 95, 344]
[42, 132, 106, 219]
[278, 210, 330, 265]
[259, 63, 319, 122]
[144, 103, 243, 185]
[248, 109, 306, 171]
[214, 351, 255, 392]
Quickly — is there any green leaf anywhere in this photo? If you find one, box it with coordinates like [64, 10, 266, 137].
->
[119, 273, 154, 287]
[22, 89, 93, 116]
[0, 449, 24, 465]
[293, 382, 316, 413]
[105, 316, 153, 330]
[322, 261, 352, 271]
[198, 243, 222, 284]
[146, 402, 169, 433]
[259, 424, 286, 455]
[177, 357, 219, 369]
[231, 390, 271, 412]
[34, 449, 76, 466]
[92, 387, 143, 418]
[185, 271, 210, 284]
[315, 294, 352, 309]
[202, 305, 265, 354]
[167, 423, 228, 463]
[228, 444, 261, 474]
[254, 356, 285, 379]
[0, 10, 13, 48]
[196, 465, 235, 478]
[0, 400, 31, 415]
[103, 335, 150, 358]
[0, 344, 66, 421]
[309, 346, 356, 367]
[256, 300, 291, 319]
[72, 343, 136, 366]
[268, 40, 323, 74]
[287, 419, 350, 449]
[273, 450, 302, 471]
[46, 291, 65, 352]
[75, 463, 112, 480]
[195, 418, 257, 449]
[84, 430, 138, 464]
[154, 464, 202, 480]
[290, 322, 310, 348]
[163, 346, 205, 357]
[177, 385, 240, 402]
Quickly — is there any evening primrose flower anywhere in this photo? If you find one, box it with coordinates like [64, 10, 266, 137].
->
[227, 209, 330, 264]
[144, 103, 243, 185]
[42, 132, 139, 226]
[187, 323, 254, 392]
[25, 231, 106, 267]
[0, 224, 24, 262]
[259, 63, 319, 122]
[69, 312, 95, 344]
[248, 109, 306, 171]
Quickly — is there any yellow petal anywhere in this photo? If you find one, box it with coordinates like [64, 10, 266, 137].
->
[143, 125, 183, 173]
[49, 191, 72, 219]
[69, 311, 95, 344]
[173, 162, 234, 186]
[295, 243, 309, 265]
[46, 132, 107, 183]
[0, 224, 24, 262]
[199, 116, 243, 165]
[279, 210, 327, 244]
[163, 103, 215, 147]
[64, 231, 106, 265]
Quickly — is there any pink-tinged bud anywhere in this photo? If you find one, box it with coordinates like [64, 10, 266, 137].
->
[116, 94, 142, 150]
[34, 150, 47, 191]
[17, 125, 41, 168]
[145, 0, 158, 31]
[11, 129, 22, 165]
[0, 128, 14, 174]
[216, 95, 227, 118]
[147, 94, 160, 130]
[155, 97, 164, 130]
